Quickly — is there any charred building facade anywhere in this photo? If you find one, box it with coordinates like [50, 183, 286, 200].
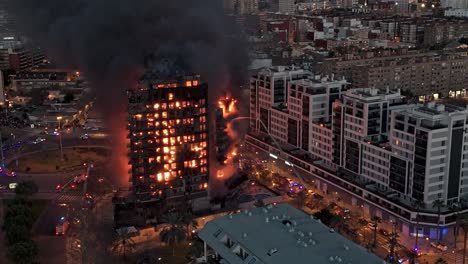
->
[114, 74, 210, 227]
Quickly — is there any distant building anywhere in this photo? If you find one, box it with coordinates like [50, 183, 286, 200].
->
[223, 0, 259, 14]
[7, 46, 46, 72]
[322, 50, 468, 99]
[278, 0, 295, 14]
[445, 8, 468, 18]
[442, 0, 468, 9]
[13, 70, 79, 92]
[199, 203, 384, 264]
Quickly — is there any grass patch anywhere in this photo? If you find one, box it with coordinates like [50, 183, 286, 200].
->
[139, 243, 192, 264]
[10, 148, 109, 173]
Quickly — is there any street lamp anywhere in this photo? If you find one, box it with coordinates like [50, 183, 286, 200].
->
[57, 116, 64, 161]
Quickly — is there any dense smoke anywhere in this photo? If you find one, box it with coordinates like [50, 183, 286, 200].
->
[5, 0, 249, 186]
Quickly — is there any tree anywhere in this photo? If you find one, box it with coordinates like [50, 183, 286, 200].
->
[111, 229, 136, 260]
[8, 240, 38, 264]
[432, 199, 445, 242]
[159, 212, 187, 256]
[294, 190, 306, 209]
[460, 215, 468, 264]
[412, 200, 423, 251]
[371, 216, 381, 248]
[63, 93, 75, 103]
[180, 211, 198, 238]
[387, 232, 399, 263]
[189, 239, 205, 260]
[460, 37, 468, 45]
[451, 202, 461, 250]
[313, 208, 340, 227]
[14, 181, 39, 196]
[434, 258, 447, 264]
[5, 224, 30, 245]
[408, 250, 418, 264]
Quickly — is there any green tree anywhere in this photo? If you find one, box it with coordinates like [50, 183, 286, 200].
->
[387, 232, 399, 263]
[371, 216, 381, 248]
[451, 202, 461, 250]
[408, 250, 418, 264]
[180, 211, 198, 238]
[432, 199, 445, 242]
[111, 229, 136, 260]
[294, 190, 307, 209]
[412, 200, 424, 250]
[14, 181, 39, 196]
[434, 258, 447, 264]
[189, 239, 205, 259]
[159, 212, 187, 256]
[461, 216, 468, 264]
[5, 224, 30, 245]
[313, 208, 340, 227]
[8, 240, 38, 264]
[4, 210, 34, 230]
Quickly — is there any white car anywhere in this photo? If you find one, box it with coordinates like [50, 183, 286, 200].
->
[430, 242, 448, 251]
[33, 137, 46, 144]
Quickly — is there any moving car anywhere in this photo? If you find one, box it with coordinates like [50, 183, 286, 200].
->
[73, 173, 87, 184]
[32, 137, 46, 144]
[1, 168, 17, 177]
[80, 134, 89, 140]
[55, 217, 70, 236]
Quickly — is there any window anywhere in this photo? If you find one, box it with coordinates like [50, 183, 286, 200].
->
[248, 257, 257, 264]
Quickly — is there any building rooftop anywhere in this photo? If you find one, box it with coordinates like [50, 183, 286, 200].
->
[344, 87, 403, 102]
[406, 102, 468, 118]
[199, 203, 385, 264]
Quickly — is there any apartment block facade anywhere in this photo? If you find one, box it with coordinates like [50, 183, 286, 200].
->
[126, 75, 209, 213]
[247, 66, 468, 237]
[323, 50, 468, 98]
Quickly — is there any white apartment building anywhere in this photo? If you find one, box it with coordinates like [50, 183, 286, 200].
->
[361, 142, 391, 189]
[250, 67, 348, 161]
[310, 122, 334, 164]
[341, 88, 407, 174]
[389, 103, 468, 205]
[250, 66, 309, 133]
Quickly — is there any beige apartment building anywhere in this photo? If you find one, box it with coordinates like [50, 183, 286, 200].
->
[322, 49, 468, 98]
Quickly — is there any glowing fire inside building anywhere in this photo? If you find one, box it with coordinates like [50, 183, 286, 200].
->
[214, 95, 240, 181]
[113, 74, 210, 226]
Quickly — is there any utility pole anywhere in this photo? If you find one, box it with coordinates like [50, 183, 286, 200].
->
[57, 116, 63, 161]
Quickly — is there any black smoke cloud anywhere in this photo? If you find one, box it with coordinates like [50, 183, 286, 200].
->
[5, 0, 249, 185]
[5, 0, 248, 95]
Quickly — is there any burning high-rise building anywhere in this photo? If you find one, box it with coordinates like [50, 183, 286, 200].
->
[114, 73, 210, 226]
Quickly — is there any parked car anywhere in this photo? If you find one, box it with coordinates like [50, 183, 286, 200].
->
[430, 242, 448, 251]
